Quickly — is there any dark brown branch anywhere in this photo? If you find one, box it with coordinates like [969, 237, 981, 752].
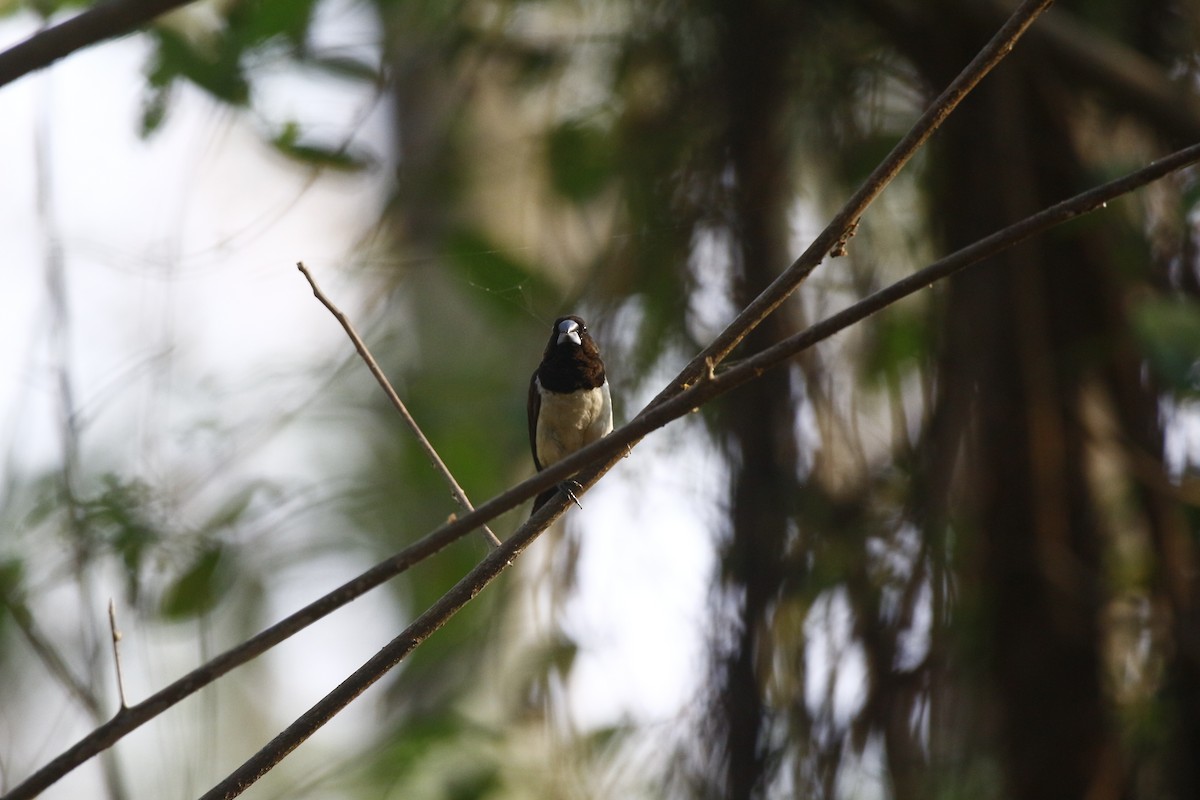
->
[193, 139, 1200, 800]
[0, 0, 194, 89]
[297, 262, 502, 548]
[197, 494, 568, 800]
[0, 522, 479, 800]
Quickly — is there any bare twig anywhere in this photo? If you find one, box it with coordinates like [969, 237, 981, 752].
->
[0, 0, 194, 88]
[191, 140, 1200, 800]
[107, 600, 128, 711]
[297, 262, 502, 548]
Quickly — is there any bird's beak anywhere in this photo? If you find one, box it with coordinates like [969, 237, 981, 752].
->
[557, 322, 582, 346]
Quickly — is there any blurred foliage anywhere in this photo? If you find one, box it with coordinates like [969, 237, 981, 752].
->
[160, 543, 231, 619]
[271, 120, 375, 172]
[1131, 296, 1200, 396]
[546, 121, 616, 203]
[4, 0, 1200, 799]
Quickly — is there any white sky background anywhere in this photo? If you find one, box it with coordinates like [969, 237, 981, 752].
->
[0, 5, 721, 796]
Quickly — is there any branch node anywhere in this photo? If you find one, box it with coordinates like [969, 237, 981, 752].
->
[830, 218, 859, 258]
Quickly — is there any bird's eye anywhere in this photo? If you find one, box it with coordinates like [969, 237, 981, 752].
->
[581, 326, 588, 333]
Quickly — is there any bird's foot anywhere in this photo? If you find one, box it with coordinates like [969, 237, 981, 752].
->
[560, 480, 584, 510]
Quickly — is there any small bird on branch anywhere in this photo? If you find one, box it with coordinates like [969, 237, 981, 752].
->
[527, 315, 613, 514]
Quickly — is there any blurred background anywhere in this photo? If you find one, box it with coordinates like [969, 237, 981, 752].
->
[2, 1, 1200, 798]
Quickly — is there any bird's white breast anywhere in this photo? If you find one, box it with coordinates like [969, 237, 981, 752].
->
[535, 378, 613, 468]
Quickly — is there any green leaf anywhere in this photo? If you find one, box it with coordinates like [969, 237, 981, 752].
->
[304, 54, 383, 84]
[80, 476, 162, 603]
[366, 714, 469, 787]
[21, 0, 91, 20]
[161, 544, 232, 620]
[1130, 297, 1200, 396]
[227, 0, 319, 49]
[199, 483, 272, 534]
[860, 305, 928, 384]
[445, 765, 500, 800]
[139, 85, 172, 137]
[546, 121, 613, 202]
[271, 122, 374, 172]
[146, 27, 251, 107]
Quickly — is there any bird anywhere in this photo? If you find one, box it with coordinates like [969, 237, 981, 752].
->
[528, 315, 613, 514]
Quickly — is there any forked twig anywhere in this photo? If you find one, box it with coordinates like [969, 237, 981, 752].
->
[297, 262, 503, 549]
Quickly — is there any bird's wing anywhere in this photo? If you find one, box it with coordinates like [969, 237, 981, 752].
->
[528, 371, 543, 471]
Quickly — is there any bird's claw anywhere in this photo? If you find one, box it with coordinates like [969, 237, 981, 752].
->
[560, 480, 584, 510]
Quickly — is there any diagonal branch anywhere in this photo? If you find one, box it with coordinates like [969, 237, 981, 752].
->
[297, 262, 503, 548]
[197, 495, 568, 799]
[0, 0, 194, 88]
[192, 139, 1200, 800]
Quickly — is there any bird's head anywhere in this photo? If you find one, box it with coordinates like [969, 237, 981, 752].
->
[541, 315, 603, 367]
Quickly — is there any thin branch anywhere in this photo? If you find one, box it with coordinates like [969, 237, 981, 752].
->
[0, 0, 193, 88]
[192, 140, 1200, 799]
[297, 262, 503, 549]
[0, 521, 470, 800]
[108, 600, 128, 711]
[197, 499, 561, 800]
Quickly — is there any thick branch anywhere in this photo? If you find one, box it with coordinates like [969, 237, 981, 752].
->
[0, 0, 193, 88]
